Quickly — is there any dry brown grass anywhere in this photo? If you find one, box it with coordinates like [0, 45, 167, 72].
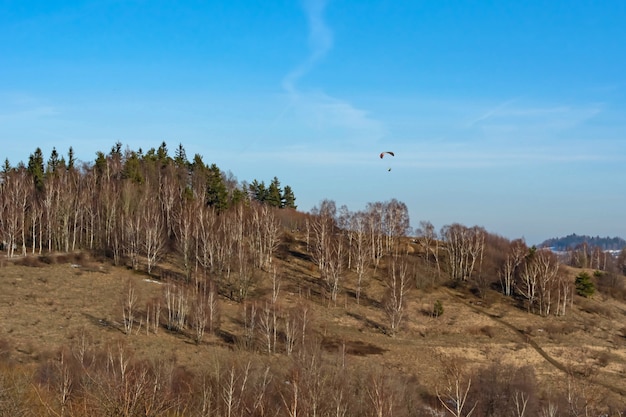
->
[1, 245, 626, 406]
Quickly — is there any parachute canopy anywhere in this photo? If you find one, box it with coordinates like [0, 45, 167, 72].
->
[379, 151, 394, 159]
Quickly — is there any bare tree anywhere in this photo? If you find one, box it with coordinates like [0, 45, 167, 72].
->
[257, 300, 275, 355]
[310, 199, 337, 283]
[220, 361, 251, 417]
[141, 186, 166, 275]
[121, 181, 141, 270]
[539, 401, 558, 417]
[416, 220, 441, 281]
[250, 203, 281, 270]
[192, 280, 218, 344]
[195, 203, 218, 278]
[159, 164, 179, 239]
[85, 341, 182, 416]
[283, 304, 310, 357]
[325, 232, 346, 305]
[383, 253, 412, 337]
[0, 167, 31, 257]
[382, 198, 411, 254]
[250, 366, 274, 417]
[145, 296, 162, 335]
[350, 211, 372, 304]
[367, 367, 395, 417]
[513, 390, 530, 417]
[29, 189, 44, 254]
[441, 224, 485, 282]
[215, 211, 237, 295]
[499, 239, 527, 296]
[281, 365, 301, 417]
[554, 269, 573, 316]
[54, 168, 77, 253]
[164, 283, 189, 332]
[518, 250, 560, 315]
[535, 250, 560, 316]
[283, 308, 298, 357]
[122, 280, 138, 335]
[80, 165, 99, 251]
[42, 172, 57, 252]
[299, 346, 328, 417]
[436, 361, 477, 417]
[518, 257, 539, 314]
[365, 202, 385, 266]
[240, 302, 258, 350]
[337, 205, 353, 269]
[174, 194, 199, 282]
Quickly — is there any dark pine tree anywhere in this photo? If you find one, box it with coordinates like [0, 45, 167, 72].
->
[282, 185, 297, 209]
[67, 146, 76, 171]
[46, 147, 60, 174]
[27, 147, 45, 191]
[174, 143, 189, 168]
[575, 271, 595, 298]
[249, 179, 268, 203]
[206, 163, 229, 211]
[266, 177, 282, 208]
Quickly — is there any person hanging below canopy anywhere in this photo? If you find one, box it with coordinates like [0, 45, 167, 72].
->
[379, 151, 394, 171]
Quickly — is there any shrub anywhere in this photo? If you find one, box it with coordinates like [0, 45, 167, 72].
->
[433, 300, 444, 318]
[575, 272, 595, 298]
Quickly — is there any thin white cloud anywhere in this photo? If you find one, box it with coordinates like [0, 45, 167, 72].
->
[280, 0, 384, 142]
[468, 100, 603, 134]
[0, 93, 59, 123]
[282, 0, 333, 93]
[466, 98, 518, 127]
[291, 90, 384, 136]
[393, 139, 621, 169]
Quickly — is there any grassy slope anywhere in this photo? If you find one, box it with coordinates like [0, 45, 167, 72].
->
[0, 237, 625, 406]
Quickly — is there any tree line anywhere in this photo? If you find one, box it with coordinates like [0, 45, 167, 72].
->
[2, 141, 626, 319]
[0, 142, 295, 261]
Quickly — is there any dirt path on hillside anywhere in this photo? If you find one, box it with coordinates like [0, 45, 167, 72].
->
[450, 290, 626, 398]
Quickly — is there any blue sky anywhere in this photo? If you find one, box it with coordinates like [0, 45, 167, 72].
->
[1, 0, 625, 245]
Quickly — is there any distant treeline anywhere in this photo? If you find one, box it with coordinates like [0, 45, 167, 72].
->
[540, 233, 626, 251]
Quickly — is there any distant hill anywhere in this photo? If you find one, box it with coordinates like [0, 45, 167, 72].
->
[540, 233, 626, 251]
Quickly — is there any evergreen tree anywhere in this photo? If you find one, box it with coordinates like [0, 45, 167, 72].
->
[67, 146, 76, 171]
[157, 141, 169, 163]
[282, 185, 297, 209]
[110, 141, 122, 158]
[2, 158, 11, 174]
[206, 163, 228, 211]
[575, 271, 595, 298]
[1, 159, 10, 185]
[189, 153, 208, 196]
[27, 147, 45, 191]
[190, 154, 205, 172]
[122, 151, 144, 183]
[266, 176, 282, 207]
[47, 147, 60, 174]
[230, 187, 248, 206]
[94, 151, 107, 179]
[249, 179, 268, 202]
[174, 143, 188, 167]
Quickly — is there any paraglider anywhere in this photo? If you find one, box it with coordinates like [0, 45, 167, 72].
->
[380, 151, 394, 171]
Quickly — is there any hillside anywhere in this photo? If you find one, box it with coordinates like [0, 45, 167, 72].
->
[1, 233, 626, 416]
[540, 234, 626, 251]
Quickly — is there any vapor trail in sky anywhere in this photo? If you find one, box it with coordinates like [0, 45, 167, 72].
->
[282, 0, 333, 93]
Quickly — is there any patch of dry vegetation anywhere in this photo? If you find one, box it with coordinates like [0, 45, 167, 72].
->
[1, 240, 626, 415]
